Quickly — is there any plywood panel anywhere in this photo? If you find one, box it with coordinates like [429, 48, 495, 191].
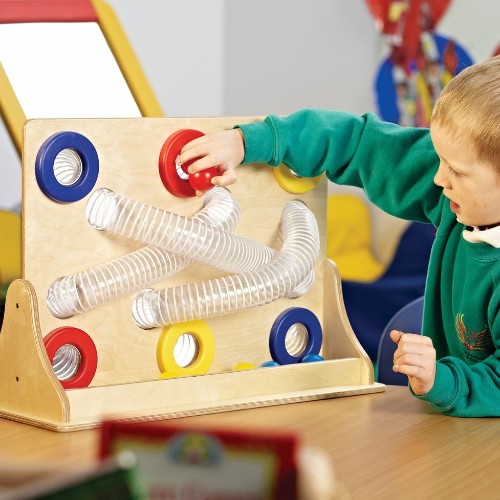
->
[22, 117, 327, 386]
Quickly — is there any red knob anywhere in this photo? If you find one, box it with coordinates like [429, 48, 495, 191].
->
[188, 166, 221, 192]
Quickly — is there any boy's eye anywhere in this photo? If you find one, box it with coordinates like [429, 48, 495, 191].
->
[447, 165, 457, 176]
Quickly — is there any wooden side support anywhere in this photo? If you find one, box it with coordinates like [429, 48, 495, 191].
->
[322, 259, 375, 383]
[0, 279, 69, 427]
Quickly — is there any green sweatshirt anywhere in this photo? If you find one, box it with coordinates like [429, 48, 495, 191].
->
[238, 109, 500, 418]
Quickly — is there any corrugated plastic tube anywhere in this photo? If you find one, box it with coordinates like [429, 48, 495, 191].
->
[132, 199, 320, 329]
[46, 187, 240, 318]
[85, 188, 276, 274]
[85, 188, 314, 298]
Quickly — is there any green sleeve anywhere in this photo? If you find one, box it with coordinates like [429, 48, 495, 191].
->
[238, 109, 444, 225]
[415, 354, 500, 417]
[415, 288, 500, 417]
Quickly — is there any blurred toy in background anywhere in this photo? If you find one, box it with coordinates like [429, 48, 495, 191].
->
[100, 420, 347, 500]
[366, 0, 451, 60]
[367, 0, 473, 126]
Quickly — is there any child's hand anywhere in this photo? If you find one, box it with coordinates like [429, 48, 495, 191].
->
[389, 330, 436, 395]
[177, 129, 245, 191]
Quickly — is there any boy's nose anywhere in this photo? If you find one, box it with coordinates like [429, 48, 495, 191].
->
[433, 164, 450, 189]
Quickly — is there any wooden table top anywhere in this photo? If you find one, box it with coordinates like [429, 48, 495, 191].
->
[0, 385, 498, 499]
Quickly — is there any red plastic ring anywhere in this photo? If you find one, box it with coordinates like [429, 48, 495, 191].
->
[159, 129, 205, 197]
[44, 327, 98, 389]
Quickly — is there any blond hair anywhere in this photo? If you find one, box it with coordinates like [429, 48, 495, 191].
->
[431, 55, 500, 172]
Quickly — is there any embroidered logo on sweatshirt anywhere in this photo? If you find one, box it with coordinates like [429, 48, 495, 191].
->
[456, 313, 493, 361]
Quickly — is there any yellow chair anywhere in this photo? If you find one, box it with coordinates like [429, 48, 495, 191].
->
[0, 210, 21, 290]
[326, 194, 385, 282]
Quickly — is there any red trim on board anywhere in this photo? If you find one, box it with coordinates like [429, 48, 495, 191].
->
[0, 1, 98, 23]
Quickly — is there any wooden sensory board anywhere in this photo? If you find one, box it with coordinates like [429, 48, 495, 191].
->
[0, 117, 384, 431]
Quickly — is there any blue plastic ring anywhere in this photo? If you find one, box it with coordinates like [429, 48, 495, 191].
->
[269, 307, 323, 365]
[35, 131, 99, 203]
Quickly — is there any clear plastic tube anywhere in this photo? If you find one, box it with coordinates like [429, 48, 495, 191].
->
[46, 187, 240, 318]
[132, 200, 320, 328]
[52, 344, 81, 381]
[86, 188, 276, 274]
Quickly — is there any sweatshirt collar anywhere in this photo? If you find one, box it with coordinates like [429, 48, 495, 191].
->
[462, 224, 500, 248]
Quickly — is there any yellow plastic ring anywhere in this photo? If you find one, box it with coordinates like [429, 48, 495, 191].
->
[273, 164, 322, 194]
[157, 320, 214, 378]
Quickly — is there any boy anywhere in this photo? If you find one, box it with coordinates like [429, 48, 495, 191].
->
[177, 56, 500, 417]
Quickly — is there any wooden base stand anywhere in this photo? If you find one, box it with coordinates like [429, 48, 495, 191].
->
[0, 261, 383, 432]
